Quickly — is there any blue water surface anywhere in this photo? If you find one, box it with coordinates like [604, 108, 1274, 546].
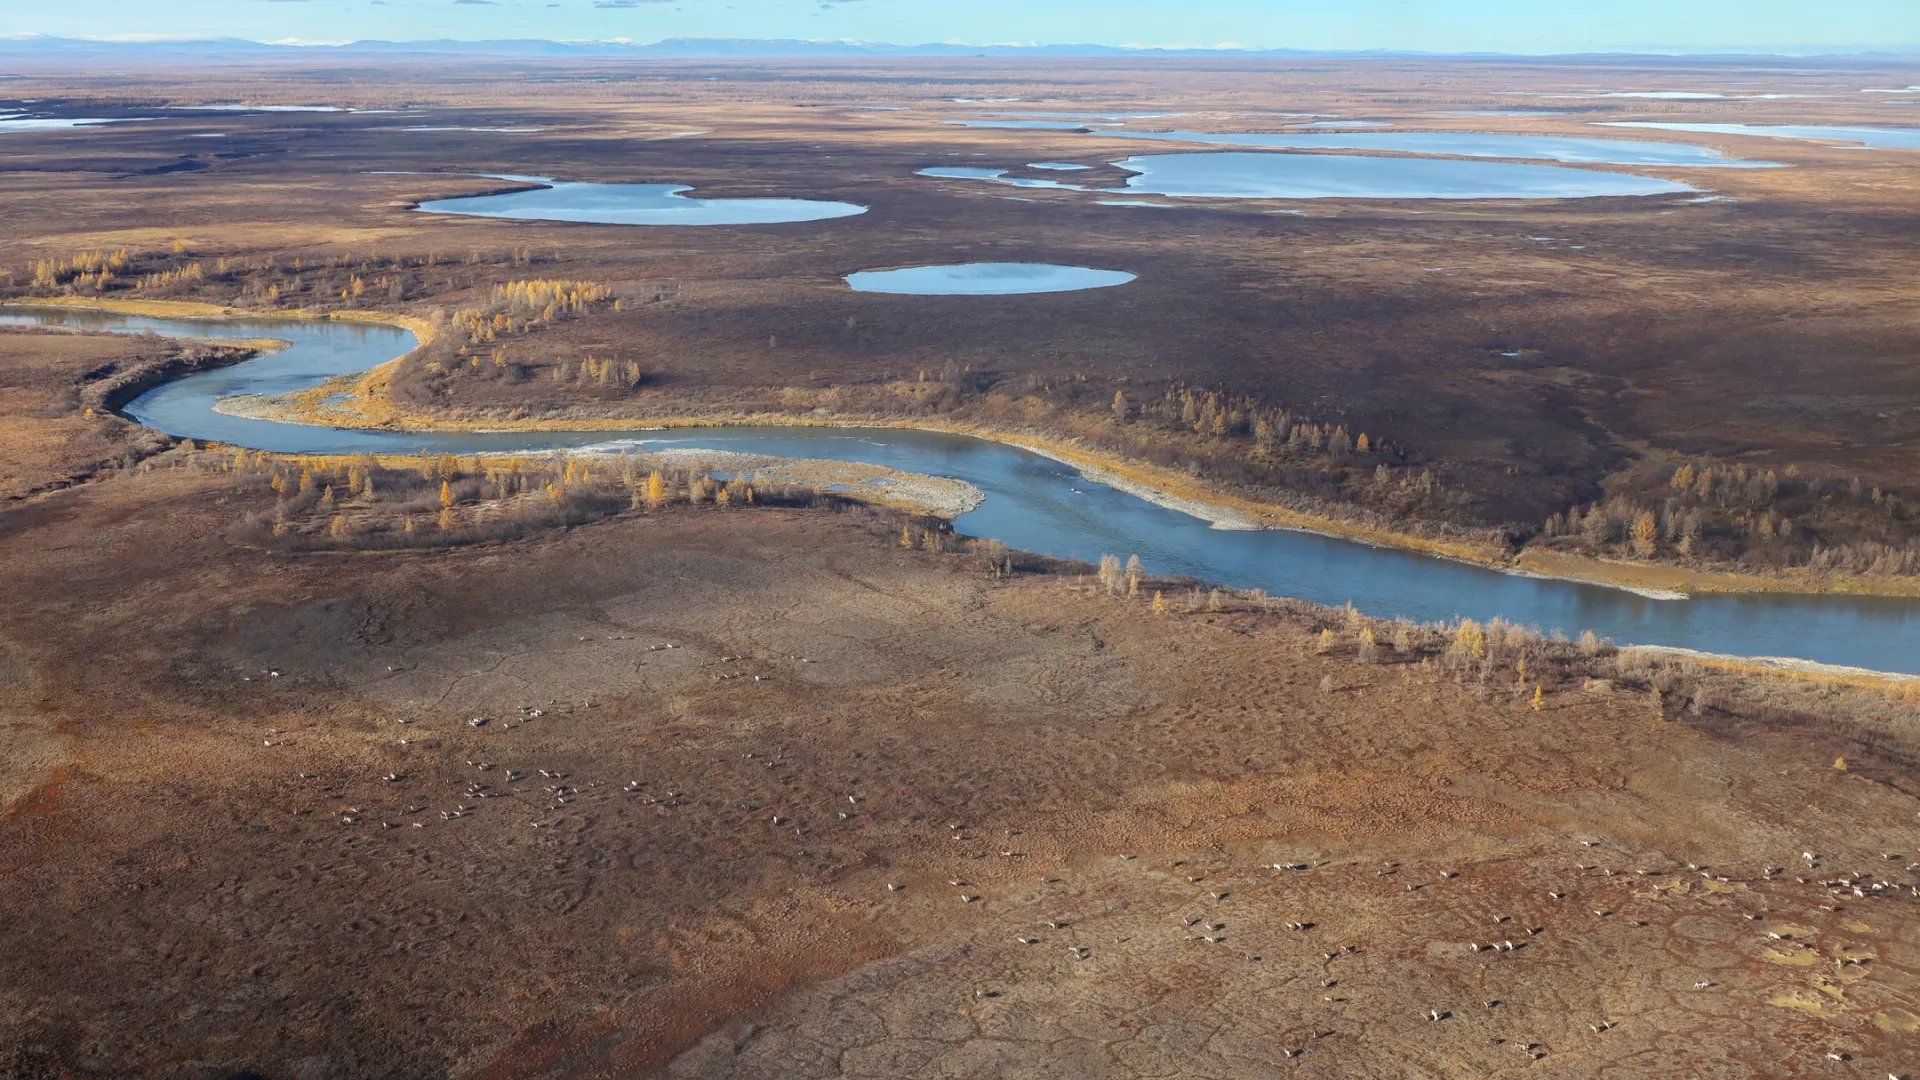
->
[7, 305, 1915, 671]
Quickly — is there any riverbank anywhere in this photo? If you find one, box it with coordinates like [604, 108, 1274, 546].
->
[14, 296, 439, 351]
[637, 447, 985, 519]
[1620, 643, 1920, 689]
[1515, 548, 1920, 600]
[19, 299, 1920, 601]
[219, 371, 1920, 601]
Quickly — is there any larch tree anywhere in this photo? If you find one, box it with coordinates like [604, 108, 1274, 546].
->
[1452, 618, 1486, 660]
[1631, 511, 1658, 557]
[1581, 505, 1609, 546]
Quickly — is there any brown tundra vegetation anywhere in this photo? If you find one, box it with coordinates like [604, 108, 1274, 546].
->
[1, 51, 1919, 1080]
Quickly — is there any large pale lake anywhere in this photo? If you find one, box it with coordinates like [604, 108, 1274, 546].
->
[922, 155, 1696, 200]
[1108, 152, 1698, 200]
[844, 263, 1136, 295]
[416, 175, 867, 225]
[7, 304, 1917, 672]
[1600, 122, 1920, 150]
[1102, 129, 1779, 167]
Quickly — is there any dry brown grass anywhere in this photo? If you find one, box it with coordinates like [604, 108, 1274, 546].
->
[0, 328, 256, 500]
[2, 458, 1917, 1079]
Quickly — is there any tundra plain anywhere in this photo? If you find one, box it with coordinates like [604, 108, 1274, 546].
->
[2, 54, 1920, 1079]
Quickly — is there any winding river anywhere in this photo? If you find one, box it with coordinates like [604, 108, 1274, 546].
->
[9, 304, 1920, 673]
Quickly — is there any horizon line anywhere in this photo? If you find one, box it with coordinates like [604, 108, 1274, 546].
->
[1, 33, 1917, 60]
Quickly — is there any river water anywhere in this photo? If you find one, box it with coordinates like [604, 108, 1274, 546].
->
[8, 305, 1918, 672]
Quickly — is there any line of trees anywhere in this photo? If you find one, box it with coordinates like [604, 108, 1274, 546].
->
[3, 241, 572, 310]
[1538, 455, 1920, 577]
[1115, 382, 1379, 463]
[217, 449, 821, 551]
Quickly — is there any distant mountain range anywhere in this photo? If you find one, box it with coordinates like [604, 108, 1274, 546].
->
[0, 35, 1915, 60]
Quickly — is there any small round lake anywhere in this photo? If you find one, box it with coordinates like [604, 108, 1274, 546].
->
[1111, 151, 1697, 200]
[416, 175, 867, 225]
[844, 263, 1136, 295]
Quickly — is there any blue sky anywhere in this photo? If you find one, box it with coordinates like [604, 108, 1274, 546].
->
[1, 0, 1913, 53]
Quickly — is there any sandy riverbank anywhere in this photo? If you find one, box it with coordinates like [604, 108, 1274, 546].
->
[620, 446, 985, 519]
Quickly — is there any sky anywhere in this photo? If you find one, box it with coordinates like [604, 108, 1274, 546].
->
[0, 0, 1914, 54]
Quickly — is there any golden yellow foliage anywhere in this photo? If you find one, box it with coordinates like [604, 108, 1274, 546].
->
[1453, 618, 1486, 659]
